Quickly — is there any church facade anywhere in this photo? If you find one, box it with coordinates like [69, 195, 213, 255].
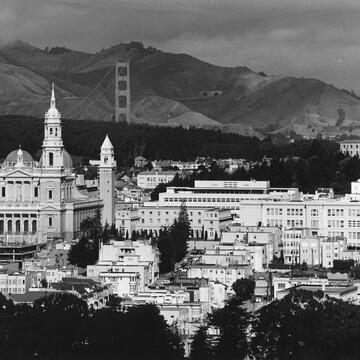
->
[0, 85, 111, 244]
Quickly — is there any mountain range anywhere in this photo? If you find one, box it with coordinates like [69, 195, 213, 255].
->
[1, 40, 360, 139]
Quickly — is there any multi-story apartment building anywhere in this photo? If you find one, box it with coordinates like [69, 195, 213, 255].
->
[115, 205, 232, 240]
[281, 228, 321, 266]
[87, 239, 159, 297]
[0, 271, 36, 295]
[321, 238, 346, 268]
[137, 170, 177, 190]
[187, 263, 252, 287]
[115, 206, 140, 237]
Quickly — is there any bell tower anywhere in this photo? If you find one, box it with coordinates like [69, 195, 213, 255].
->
[42, 83, 64, 169]
[99, 134, 116, 226]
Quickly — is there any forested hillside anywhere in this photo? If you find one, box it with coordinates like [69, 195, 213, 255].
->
[0, 115, 329, 165]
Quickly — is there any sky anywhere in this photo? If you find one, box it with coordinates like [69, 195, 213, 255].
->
[2, 0, 360, 91]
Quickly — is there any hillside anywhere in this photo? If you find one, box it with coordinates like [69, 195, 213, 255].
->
[1, 40, 360, 138]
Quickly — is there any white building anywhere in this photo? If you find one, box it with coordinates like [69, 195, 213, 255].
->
[187, 263, 252, 287]
[87, 239, 159, 297]
[0, 271, 36, 295]
[115, 206, 140, 237]
[45, 266, 78, 284]
[152, 179, 360, 248]
[115, 205, 232, 240]
[340, 140, 360, 157]
[321, 238, 346, 268]
[137, 170, 177, 190]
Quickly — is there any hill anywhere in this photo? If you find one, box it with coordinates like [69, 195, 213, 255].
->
[1, 40, 360, 138]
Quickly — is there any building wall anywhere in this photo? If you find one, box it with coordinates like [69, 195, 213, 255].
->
[137, 171, 176, 190]
[340, 142, 360, 157]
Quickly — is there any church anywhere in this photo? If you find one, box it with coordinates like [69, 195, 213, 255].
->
[0, 84, 116, 244]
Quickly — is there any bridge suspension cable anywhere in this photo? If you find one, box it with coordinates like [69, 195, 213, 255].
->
[62, 64, 116, 118]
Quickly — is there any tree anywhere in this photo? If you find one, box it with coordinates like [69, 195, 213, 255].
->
[131, 230, 138, 241]
[68, 213, 102, 268]
[158, 228, 176, 273]
[106, 295, 123, 310]
[209, 298, 250, 360]
[190, 326, 213, 360]
[80, 209, 102, 239]
[232, 278, 255, 302]
[250, 289, 360, 360]
[333, 259, 354, 273]
[350, 263, 360, 279]
[170, 202, 191, 263]
[109, 223, 119, 240]
[301, 261, 308, 271]
[31, 293, 89, 359]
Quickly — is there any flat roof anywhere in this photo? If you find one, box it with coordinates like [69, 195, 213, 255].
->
[279, 284, 357, 296]
[341, 140, 360, 144]
[138, 171, 177, 175]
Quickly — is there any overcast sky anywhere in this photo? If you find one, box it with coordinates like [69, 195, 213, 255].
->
[2, 0, 360, 91]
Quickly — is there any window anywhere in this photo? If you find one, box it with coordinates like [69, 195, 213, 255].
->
[34, 187, 38, 198]
[1, 187, 5, 197]
[24, 220, 29, 233]
[49, 152, 53, 166]
[48, 190, 53, 200]
[48, 217, 53, 227]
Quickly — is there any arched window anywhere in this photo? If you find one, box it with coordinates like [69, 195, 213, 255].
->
[32, 220, 37, 233]
[24, 220, 29, 233]
[49, 128, 53, 135]
[15, 220, 20, 234]
[49, 152, 54, 166]
[0, 220, 3, 234]
[7, 220, 12, 234]
[48, 217, 53, 227]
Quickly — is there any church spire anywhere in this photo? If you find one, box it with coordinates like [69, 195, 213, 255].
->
[50, 82, 56, 108]
[42, 84, 64, 169]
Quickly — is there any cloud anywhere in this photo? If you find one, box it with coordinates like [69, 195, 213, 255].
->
[2, 0, 360, 90]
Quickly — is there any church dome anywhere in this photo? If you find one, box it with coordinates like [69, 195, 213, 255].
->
[63, 149, 73, 170]
[5, 149, 34, 166]
[46, 107, 61, 118]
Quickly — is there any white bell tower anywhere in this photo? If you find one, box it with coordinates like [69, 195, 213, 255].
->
[99, 134, 116, 226]
[42, 83, 64, 169]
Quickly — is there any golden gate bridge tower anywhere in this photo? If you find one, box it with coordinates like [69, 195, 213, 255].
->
[115, 61, 131, 123]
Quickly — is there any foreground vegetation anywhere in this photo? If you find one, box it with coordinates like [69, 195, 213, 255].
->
[0, 293, 183, 360]
[2, 287, 360, 360]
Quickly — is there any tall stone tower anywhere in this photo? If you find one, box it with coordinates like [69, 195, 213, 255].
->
[115, 61, 130, 123]
[99, 134, 116, 226]
[42, 83, 64, 169]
